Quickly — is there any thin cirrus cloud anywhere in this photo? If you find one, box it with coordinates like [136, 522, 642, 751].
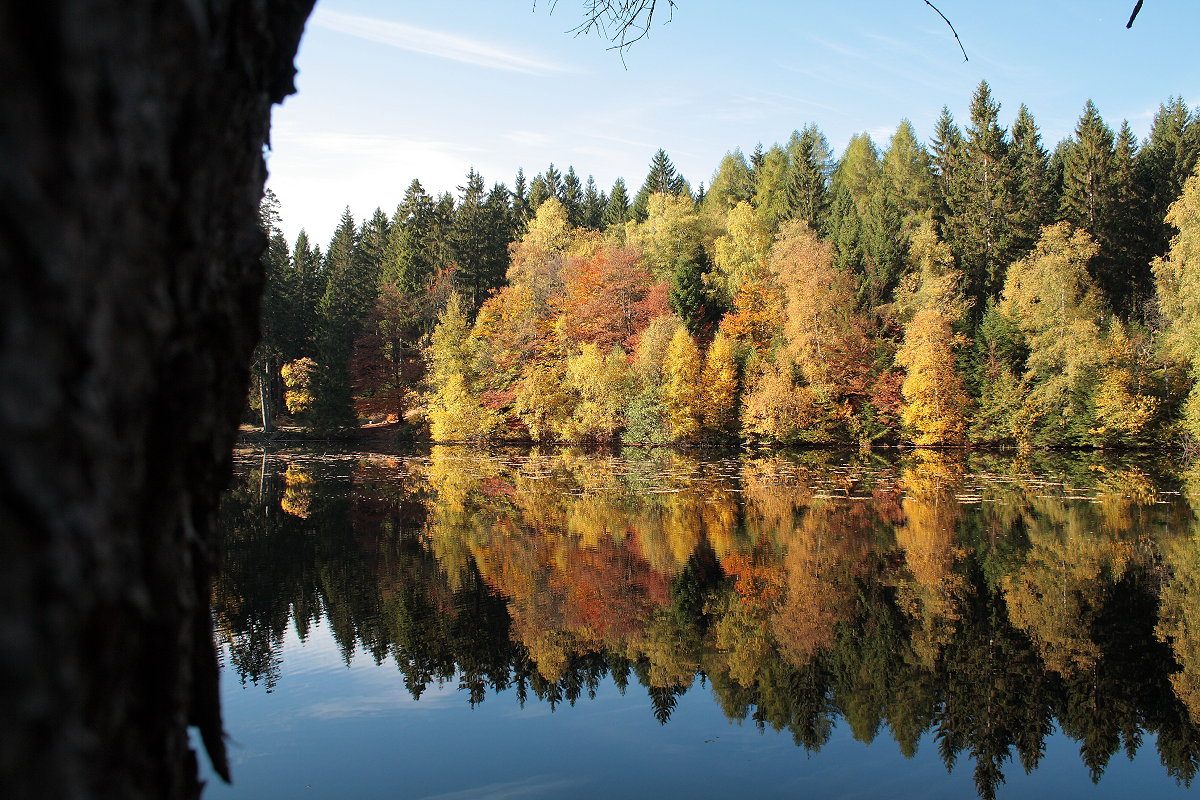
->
[310, 7, 571, 75]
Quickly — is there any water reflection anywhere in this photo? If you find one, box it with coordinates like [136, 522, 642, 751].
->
[215, 447, 1200, 799]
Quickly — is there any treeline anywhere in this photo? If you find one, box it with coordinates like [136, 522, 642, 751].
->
[215, 448, 1200, 799]
[253, 82, 1200, 448]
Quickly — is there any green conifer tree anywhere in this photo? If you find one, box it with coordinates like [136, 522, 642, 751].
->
[881, 120, 934, 241]
[582, 175, 605, 229]
[561, 166, 585, 227]
[512, 168, 531, 228]
[704, 150, 754, 215]
[633, 148, 686, 220]
[1140, 97, 1200, 264]
[1008, 104, 1056, 258]
[1059, 100, 1122, 308]
[313, 208, 375, 428]
[604, 178, 631, 228]
[958, 80, 1017, 305]
[785, 124, 833, 232]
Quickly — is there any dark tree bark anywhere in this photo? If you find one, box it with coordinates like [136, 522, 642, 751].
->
[0, 2, 314, 798]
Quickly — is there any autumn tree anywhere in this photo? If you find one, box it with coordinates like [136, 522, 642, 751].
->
[1000, 222, 1107, 446]
[662, 327, 702, 440]
[699, 332, 739, 438]
[1153, 164, 1200, 438]
[895, 224, 970, 444]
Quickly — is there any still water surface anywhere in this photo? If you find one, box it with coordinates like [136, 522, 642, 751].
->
[204, 446, 1200, 799]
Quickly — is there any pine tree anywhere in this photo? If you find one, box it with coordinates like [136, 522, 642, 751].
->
[785, 124, 833, 232]
[582, 175, 605, 229]
[1140, 97, 1200, 262]
[1008, 104, 1056, 257]
[1059, 100, 1121, 307]
[512, 168, 531, 228]
[604, 178, 631, 228]
[958, 80, 1017, 305]
[561, 166, 584, 227]
[313, 207, 375, 428]
[633, 148, 686, 220]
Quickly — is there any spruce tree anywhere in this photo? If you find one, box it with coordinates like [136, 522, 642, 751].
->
[749, 142, 766, 177]
[1110, 121, 1152, 312]
[1140, 97, 1200, 261]
[832, 133, 903, 307]
[785, 124, 832, 233]
[357, 207, 390, 287]
[1059, 100, 1121, 305]
[313, 208, 372, 428]
[930, 106, 965, 261]
[604, 177, 631, 227]
[958, 80, 1017, 305]
[561, 166, 584, 227]
[291, 229, 322, 355]
[527, 173, 550, 213]
[1008, 104, 1056, 257]
[253, 190, 295, 430]
[543, 163, 563, 199]
[582, 175, 605, 229]
[633, 148, 686, 220]
[451, 169, 506, 310]
[512, 168, 530, 228]
[384, 179, 436, 293]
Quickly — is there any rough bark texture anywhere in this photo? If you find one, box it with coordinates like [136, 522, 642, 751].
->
[0, 2, 314, 797]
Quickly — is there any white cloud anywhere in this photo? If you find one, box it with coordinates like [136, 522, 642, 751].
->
[311, 8, 571, 75]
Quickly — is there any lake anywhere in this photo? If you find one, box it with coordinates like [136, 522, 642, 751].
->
[202, 445, 1200, 799]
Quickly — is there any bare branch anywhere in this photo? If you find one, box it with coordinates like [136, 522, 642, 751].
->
[1126, 0, 1144, 28]
[924, 0, 968, 62]
[542, 0, 675, 55]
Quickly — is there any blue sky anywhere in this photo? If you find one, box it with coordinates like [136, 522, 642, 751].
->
[267, 0, 1200, 245]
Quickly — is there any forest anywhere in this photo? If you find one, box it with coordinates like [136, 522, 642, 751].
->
[216, 447, 1200, 800]
[253, 82, 1200, 449]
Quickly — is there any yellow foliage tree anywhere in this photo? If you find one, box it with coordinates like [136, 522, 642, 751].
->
[1091, 322, 1160, 445]
[513, 358, 574, 442]
[624, 192, 704, 279]
[662, 327, 702, 440]
[1153, 164, 1200, 437]
[1000, 222, 1106, 446]
[507, 197, 572, 304]
[710, 201, 771, 302]
[563, 344, 631, 441]
[897, 309, 969, 444]
[771, 220, 873, 399]
[699, 332, 739, 437]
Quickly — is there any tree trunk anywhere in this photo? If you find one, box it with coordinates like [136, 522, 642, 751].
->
[0, 2, 314, 797]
